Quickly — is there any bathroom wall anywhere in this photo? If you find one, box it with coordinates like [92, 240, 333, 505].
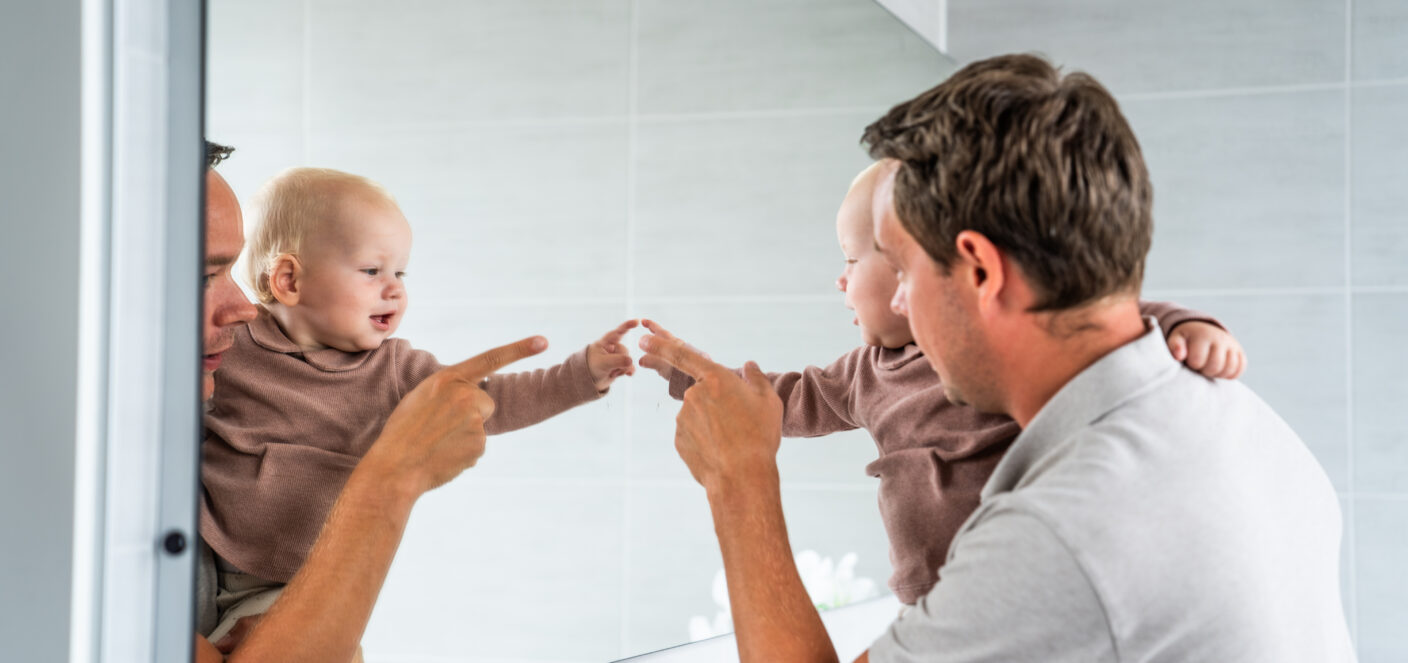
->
[945, 0, 1407, 660]
[206, 1, 951, 660]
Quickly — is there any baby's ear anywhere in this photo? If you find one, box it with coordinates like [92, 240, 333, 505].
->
[268, 253, 303, 306]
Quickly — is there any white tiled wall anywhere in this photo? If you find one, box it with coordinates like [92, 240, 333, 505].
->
[207, 1, 951, 660]
[947, 0, 1406, 659]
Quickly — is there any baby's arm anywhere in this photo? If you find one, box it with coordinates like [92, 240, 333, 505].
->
[393, 337, 604, 436]
[1139, 300, 1247, 379]
[642, 320, 861, 438]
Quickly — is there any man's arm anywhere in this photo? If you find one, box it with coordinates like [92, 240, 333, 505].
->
[708, 463, 840, 662]
[641, 331, 839, 662]
[200, 337, 549, 662]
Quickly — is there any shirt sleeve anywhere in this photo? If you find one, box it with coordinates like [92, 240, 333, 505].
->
[1138, 300, 1224, 336]
[480, 346, 602, 435]
[868, 505, 1117, 663]
[666, 348, 862, 437]
[393, 339, 448, 395]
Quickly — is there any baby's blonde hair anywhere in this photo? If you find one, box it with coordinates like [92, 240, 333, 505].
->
[245, 167, 395, 305]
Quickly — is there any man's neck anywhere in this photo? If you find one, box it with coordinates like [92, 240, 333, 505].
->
[1003, 298, 1147, 428]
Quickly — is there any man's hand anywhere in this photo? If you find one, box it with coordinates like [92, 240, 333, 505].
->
[638, 321, 782, 492]
[362, 336, 549, 498]
[586, 319, 640, 391]
[1167, 321, 1246, 380]
[637, 319, 709, 382]
[640, 322, 836, 662]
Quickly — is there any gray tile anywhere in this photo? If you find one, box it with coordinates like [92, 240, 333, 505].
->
[395, 303, 631, 480]
[308, 122, 629, 304]
[634, 113, 876, 298]
[948, 0, 1345, 94]
[307, 0, 630, 128]
[1352, 85, 1408, 287]
[624, 482, 890, 657]
[623, 482, 726, 656]
[1340, 494, 1356, 642]
[1126, 90, 1345, 290]
[1356, 498, 1408, 662]
[364, 480, 624, 661]
[636, 0, 953, 114]
[1353, 293, 1408, 493]
[1145, 293, 1349, 490]
[629, 300, 884, 484]
[1353, 0, 1408, 81]
[207, 0, 304, 133]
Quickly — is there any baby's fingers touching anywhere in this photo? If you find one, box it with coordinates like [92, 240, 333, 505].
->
[599, 319, 640, 352]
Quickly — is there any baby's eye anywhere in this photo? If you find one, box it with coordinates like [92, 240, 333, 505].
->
[362, 268, 380, 276]
[395, 271, 406, 279]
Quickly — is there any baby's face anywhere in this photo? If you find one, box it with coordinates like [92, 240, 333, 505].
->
[836, 185, 913, 349]
[291, 195, 412, 352]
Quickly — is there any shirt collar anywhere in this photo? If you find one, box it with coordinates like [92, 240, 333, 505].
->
[876, 343, 926, 371]
[981, 318, 1182, 500]
[246, 306, 376, 372]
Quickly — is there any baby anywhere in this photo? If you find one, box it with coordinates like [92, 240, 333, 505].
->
[642, 161, 1247, 606]
[201, 167, 637, 642]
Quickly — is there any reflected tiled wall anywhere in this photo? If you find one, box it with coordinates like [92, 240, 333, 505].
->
[208, 1, 951, 661]
[948, 0, 1407, 660]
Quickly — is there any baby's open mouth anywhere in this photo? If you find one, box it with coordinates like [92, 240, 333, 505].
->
[371, 313, 393, 328]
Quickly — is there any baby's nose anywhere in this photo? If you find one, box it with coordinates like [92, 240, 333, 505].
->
[835, 276, 847, 292]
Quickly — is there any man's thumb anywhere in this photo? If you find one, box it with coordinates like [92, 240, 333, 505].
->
[742, 361, 769, 390]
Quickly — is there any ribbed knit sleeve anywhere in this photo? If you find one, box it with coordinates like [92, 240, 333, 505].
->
[1139, 299, 1224, 336]
[665, 347, 864, 437]
[480, 346, 602, 435]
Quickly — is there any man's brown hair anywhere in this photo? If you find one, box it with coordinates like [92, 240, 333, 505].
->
[861, 53, 1152, 312]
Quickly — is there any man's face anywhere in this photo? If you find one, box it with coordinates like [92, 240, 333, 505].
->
[872, 163, 997, 410]
[204, 170, 258, 400]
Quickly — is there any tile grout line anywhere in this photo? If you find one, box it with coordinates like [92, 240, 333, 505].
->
[406, 286, 1408, 311]
[301, 0, 311, 164]
[1342, 0, 1359, 645]
[621, 0, 641, 656]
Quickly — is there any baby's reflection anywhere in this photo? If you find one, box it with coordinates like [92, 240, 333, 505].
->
[200, 167, 637, 647]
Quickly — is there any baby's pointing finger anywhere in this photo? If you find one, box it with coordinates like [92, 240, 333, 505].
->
[600, 319, 640, 346]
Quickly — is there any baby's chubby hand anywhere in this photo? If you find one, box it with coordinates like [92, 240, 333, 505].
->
[587, 319, 641, 391]
[1167, 320, 1246, 380]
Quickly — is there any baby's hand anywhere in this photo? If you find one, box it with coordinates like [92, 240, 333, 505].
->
[587, 319, 640, 391]
[637, 319, 710, 382]
[1167, 320, 1246, 380]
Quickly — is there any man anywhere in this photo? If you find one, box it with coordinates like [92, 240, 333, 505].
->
[194, 142, 547, 662]
[639, 54, 1355, 662]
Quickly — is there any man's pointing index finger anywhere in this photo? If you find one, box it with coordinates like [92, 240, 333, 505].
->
[447, 336, 549, 383]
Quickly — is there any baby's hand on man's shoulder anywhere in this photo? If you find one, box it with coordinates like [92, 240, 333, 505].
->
[1166, 320, 1246, 380]
[587, 319, 640, 392]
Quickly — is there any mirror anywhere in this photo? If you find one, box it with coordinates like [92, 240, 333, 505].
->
[205, 1, 952, 659]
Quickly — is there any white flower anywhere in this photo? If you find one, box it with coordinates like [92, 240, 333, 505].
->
[687, 550, 879, 640]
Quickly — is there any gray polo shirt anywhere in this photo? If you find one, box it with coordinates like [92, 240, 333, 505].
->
[870, 322, 1355, 662]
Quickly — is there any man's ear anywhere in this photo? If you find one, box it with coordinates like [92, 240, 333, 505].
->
[953, 230, 1008, 313]
[268, 253, 303, 306]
